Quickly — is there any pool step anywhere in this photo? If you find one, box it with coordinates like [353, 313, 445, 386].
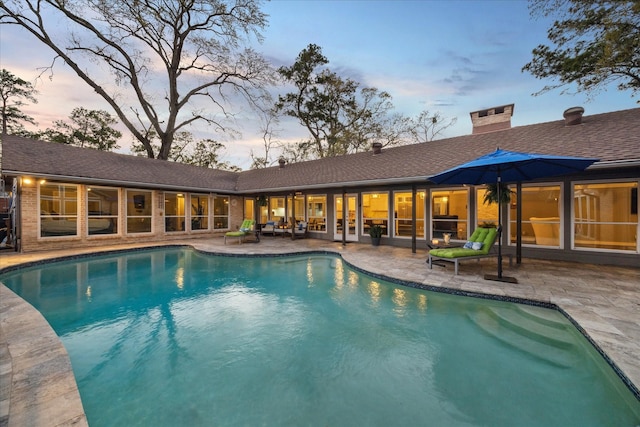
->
[514, 305, 570, 330]
[487, 306, 575, 348]
[469, 306, 579, 368]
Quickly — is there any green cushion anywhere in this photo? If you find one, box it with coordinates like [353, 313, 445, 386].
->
[431, 227, 497, 258]
[239, 219, 255, 232]
[225, 231, 246, 237]
[430, 248, 482, 258]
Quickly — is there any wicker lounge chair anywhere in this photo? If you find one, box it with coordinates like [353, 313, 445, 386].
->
[427, 227, 512, 275]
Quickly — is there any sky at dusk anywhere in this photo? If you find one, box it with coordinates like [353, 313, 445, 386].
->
[1, 0, 637, 169]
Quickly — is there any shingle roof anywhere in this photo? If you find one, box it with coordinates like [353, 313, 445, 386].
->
[1, 136, 239, 192]
[2, 107, 639, 193]
[236, 107, 640, 192]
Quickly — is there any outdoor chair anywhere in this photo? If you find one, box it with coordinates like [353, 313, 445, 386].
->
[261, 221, 276, 236]
[224, 219, 258, 244]
[293, 221, 308, 238]
[427, 227, 512, 275]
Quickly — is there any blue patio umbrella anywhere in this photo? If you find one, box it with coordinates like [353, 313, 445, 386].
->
[429, 148, 598, 283]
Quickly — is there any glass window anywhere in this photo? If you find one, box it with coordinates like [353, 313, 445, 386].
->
[165, 192, 186, 232]
[287, 195, 305, 223]
[244, 198, 255, 225]
[258, 197, 269, 224]
[394, 191, 425, 238]
[509, 185, 561, 247]
[126, 190, 152, 233]
[270, 196, 285, 225]
[431, 189, 468, 240]
[87, 186, 118, 235]
[213, 196, 229, 229]
[40, 183, 78, 237]
[362, 192, 389, 237]
[573, 181, 638, 251]
[307, 195, 327, 232]
[476, 187, 499, 228]
[191, 194, 209, 231]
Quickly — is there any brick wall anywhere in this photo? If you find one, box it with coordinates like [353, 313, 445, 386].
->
[470, 104, 514, 134]
[17, 183, 242, 253]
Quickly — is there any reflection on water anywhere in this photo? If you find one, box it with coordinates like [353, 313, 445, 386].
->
[1, 248, 638, 427]
[368, 281, 382, 306]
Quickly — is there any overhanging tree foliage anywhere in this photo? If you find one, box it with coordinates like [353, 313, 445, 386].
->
[131, 131, 240, 171]
[275, 44, 407, 160]
[0, 0, 275, 159]
[0, 68, 38, 135]
[523, 0, 640, 99]
[275, 44, 457, 163]
[40, 107, 122, 151]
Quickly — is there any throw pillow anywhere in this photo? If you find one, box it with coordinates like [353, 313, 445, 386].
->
[472, 242, 483, 250]
[463, 241, 474, 249]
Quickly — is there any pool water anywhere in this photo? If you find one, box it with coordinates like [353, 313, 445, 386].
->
[2, 248, 639, 426]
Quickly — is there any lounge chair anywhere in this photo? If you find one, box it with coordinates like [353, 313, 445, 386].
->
[293, 221, 308, 238]
[427, 227, 512, 275]
[261, 221, 276, 236]
[224, 219, 258, 244]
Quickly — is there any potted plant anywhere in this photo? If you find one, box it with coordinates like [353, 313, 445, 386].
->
[482, 183, 514, 205]
[479, 221, 496, 229]
[369, 224, 383, 246]
[256, 195, 268, 207]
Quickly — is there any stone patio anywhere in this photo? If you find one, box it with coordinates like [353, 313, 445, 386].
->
[1, 236, 639, 426]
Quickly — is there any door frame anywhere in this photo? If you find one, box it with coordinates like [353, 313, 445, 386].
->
[334, 193, 358, 242]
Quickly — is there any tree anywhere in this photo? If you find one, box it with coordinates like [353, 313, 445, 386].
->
[275, 44, 405, 160]
[249, 107, 281, 169]
[0, 69, 38, 135]
[131, 131, 240, 171]
[41, 107, 121, 151]
[523, 0, 640, 99]
[0, 0, 275, 159]
[408, 110, 458, 143]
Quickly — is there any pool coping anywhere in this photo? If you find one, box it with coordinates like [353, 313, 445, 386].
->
[1, 242, 639, 426]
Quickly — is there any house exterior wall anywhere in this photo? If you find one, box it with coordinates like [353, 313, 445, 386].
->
[16, 182, 242, 253]
[254, 171, 640, 268]
[7, 169, 639, 268]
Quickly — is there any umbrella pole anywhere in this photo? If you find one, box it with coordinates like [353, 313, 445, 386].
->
[484, 175, 518, 284]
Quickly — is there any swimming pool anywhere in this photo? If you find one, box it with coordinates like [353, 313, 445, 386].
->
[2, 248, 639, 426]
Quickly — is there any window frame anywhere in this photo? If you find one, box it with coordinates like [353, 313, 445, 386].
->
[190, 193, 210, 232]
[362, 192, 390, 237]
[306, 194, 327, 233]
[571, 179, 639, 253]
[213, 195, 230, 230]
[430, 187, 469, 241]
[86, 186, 119, 237]
[125, 189, 153, 234]
[393, 190, 426, 239]
[507, 183, 563, 248]
[39, 182, 79, 238]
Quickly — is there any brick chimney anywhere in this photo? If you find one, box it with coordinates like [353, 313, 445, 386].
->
[470, 104, 514, 134]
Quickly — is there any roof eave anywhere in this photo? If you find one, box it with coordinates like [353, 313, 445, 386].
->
[235, 176, 432, 194]
[587, 159, 640, 169]
[1, 169, 238, 194]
